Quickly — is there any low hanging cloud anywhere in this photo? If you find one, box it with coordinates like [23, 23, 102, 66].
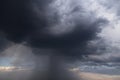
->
[0, 0, 108, 58]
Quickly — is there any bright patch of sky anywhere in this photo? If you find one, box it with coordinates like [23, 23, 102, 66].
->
[0, 57, 12, 66]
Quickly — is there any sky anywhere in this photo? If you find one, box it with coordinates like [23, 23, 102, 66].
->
[0, 57, 12, 66]
[0, 0, 120, 80]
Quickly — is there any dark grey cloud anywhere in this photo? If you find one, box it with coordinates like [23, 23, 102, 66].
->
[0, 0, 111, 80]
[0, 0, 107, 57]
[0, 33, 12, 53]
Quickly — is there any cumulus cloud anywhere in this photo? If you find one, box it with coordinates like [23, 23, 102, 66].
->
[77, 0, 120, 63]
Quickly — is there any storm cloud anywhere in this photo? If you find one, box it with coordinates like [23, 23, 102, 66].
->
[1, 0, 120, 80]
[0, 0, 107, 57]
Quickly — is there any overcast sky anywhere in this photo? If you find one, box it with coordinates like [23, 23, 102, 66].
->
[0, 0, 120, 79]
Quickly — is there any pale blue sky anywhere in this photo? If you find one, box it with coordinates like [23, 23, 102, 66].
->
[0, 57, 12, 66]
